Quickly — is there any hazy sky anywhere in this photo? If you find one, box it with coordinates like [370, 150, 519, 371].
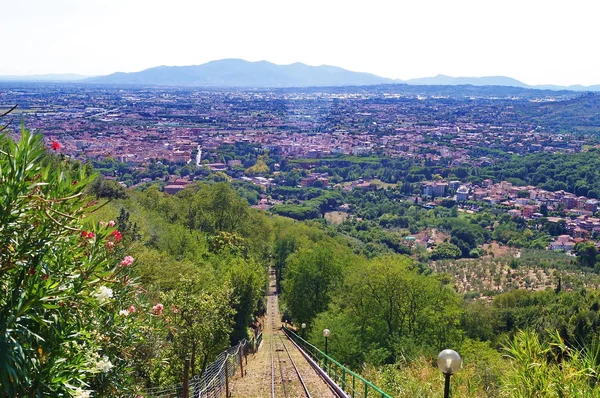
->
[2, 0, 599, 85]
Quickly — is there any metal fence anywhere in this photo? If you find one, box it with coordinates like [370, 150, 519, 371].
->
[141, 339, 249, 398]
[283, 327, 391, 398]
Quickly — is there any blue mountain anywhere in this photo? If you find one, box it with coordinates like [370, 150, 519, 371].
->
[86, 59, 395, 87]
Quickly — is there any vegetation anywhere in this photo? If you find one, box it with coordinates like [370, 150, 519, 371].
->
[7, 121, 600, 397]
[481, 148, 600, 198]
[0, 127, 272, 396]
[0, 128, 146, 396]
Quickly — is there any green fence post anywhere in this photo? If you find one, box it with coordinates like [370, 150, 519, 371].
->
[364, 381, 368, 398]
[342, 367, 346, 391]
[352, 374, 356, 398]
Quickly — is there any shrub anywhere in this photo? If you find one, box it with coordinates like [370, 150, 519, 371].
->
[0, 128, 147, 397]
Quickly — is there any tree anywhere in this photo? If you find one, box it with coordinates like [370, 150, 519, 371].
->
[182, 183, 249, 233]
[337, 255, 462, 362]
[244, 155, 270, 175]
[430, 242, 462, 260]
[88, 175, 128, 200]
[161, 276, 235, 378]
[547, 219, 567, 236]
[574, 241, 598, 268]
[282, 242, 344, 326]
[224, 257, 266, 343]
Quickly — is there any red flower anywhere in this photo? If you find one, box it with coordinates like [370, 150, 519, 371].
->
[111, 230, 122, 242]
[80, 231, 95, 239]
[51, 141, 60, 151]
[27, 267, 36, 276]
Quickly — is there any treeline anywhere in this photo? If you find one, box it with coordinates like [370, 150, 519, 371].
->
[480, 148, 600, 197]
[270, 190, 343, 220]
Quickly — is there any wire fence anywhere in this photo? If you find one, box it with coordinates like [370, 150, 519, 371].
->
[190, 339, 248, 398]
[283, 327, 391, 398]
[140, 339, 250, 398]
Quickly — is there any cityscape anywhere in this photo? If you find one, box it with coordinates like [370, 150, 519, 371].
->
[3, 1, 600, 397]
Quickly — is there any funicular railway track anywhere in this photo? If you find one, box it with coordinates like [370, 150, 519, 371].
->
[235, 266, 341, 398]
[266, 266, 338, 398]
[270, 333, 312, 398]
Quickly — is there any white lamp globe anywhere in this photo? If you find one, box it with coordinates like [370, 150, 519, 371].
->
[437, 349, 462, 375]
[322, 328, 331, 338]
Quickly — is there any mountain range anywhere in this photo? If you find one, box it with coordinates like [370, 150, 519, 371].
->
[2, 59, 600, 91]
[84, 59, 393, 87]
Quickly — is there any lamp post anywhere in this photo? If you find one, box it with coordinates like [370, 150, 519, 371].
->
[301, 323, 306, 335]
[437, 349, 462, 398]
[323, 329, 330, 355]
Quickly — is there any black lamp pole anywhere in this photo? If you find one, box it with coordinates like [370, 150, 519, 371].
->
[443, 372, 451, 398]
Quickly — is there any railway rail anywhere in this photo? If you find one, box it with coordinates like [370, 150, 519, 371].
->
[230, 266, 342, 397]
[270, 333, 313, 398]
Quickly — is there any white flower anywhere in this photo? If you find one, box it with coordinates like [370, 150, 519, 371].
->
[95, 355, 114, 373]
[71, 387, 93, 398]
[94, 286, 113, 305]
[119, 309, 129, 317]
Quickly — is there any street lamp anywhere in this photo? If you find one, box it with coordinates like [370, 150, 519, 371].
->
[301, 323, 306, 332]
[437, 349, 462, 398]
[322, 329, 330, 355]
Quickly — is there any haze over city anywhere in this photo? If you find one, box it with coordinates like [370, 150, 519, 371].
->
[2, 0, 599, 86]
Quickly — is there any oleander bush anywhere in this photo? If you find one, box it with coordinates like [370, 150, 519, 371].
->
[0, 128, 148, 397]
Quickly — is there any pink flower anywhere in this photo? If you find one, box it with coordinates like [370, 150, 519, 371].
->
[128, 305, 136, 313]
[105, 241, 115, 249]
[51, 141, 60, 151]
[119, 255, 135, 267]
[152, 303, 164, 315]
[99, 221, 107, 227]
[108, 220, 116, 227]
[172, 306, 180, 314]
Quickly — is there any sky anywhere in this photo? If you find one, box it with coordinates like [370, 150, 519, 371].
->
[1, 0, 599, 86]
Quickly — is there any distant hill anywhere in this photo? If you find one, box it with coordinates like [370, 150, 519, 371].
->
[0, 74, 91, 82]
[405, 74, 529, 88]
[86, 59, 395, 87]
[534, 84, 600, 92]
[403, 74, 600, 92]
